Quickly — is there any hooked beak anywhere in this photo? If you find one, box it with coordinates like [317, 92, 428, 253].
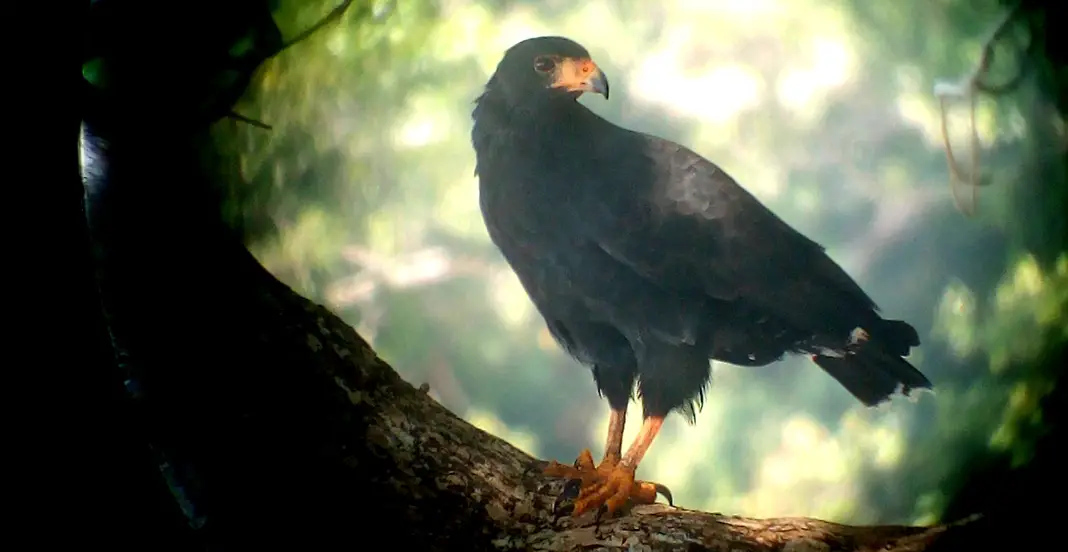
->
[586, 69, 610, 99]
[550, 57, 610, 100]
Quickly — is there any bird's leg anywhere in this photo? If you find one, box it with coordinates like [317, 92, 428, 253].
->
[575, 415, 667, 516]
[544, 407, 627, 486]
[544, 413, 672, 517]
[545, 407, 631, 517]
[602, 406, 626, 465]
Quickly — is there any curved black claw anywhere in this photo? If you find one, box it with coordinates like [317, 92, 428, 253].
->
[595, 482, 674, 523]
[654, 482, 674, 507]
[552, 478, 582, 520]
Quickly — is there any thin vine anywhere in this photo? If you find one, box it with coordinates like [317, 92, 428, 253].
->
[933, 3, 1033, 216]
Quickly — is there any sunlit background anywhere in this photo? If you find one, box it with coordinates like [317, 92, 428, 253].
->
[211, 0, 1066, 526]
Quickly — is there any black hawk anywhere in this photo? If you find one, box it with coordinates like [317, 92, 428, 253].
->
[471, 36, 932, 517]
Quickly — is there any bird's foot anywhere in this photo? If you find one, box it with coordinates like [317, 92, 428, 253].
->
[544, 449, 671, 518]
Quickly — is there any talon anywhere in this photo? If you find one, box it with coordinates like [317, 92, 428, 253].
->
[544, 450, 666, 518]
[573, 464, 634, 515]
[654, 482, 674, 507]
[543, 449, 596, 481]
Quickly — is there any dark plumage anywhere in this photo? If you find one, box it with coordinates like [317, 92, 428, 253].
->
[472, 36, 932, 517]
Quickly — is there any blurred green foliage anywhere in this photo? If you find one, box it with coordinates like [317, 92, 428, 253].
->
[207, 0, 1065, 525]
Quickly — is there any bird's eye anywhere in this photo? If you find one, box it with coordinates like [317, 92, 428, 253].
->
[533, 56, 556, 74]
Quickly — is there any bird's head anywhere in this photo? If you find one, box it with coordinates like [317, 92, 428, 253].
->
[486, 36, 610, 106]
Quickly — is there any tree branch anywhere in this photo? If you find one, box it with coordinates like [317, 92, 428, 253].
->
[285, 278, 976, 551]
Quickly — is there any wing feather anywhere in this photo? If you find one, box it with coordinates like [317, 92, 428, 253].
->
[571, 132, 877, 327]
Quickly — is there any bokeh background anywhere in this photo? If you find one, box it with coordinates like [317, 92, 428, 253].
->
[210, 0, 1065, 526]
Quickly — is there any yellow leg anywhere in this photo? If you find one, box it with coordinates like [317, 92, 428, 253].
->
[602, 407, 625, 464]
[544, 413, 670, 517]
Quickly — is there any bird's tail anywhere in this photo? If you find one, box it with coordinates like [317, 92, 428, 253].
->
[811, 319, 931, 406]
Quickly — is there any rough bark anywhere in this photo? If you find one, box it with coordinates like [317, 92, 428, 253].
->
[280, 281, 980, 551]
[262, 275, 978, 550]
